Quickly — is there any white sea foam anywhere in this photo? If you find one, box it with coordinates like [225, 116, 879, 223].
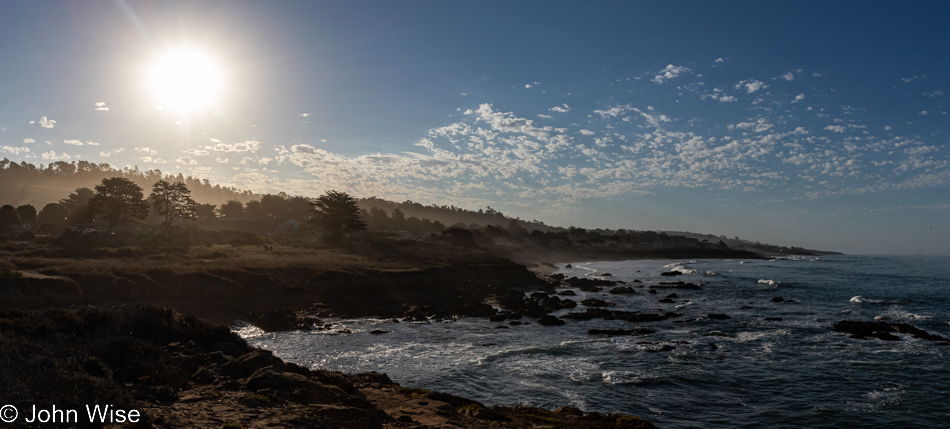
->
[850, 296, 882, 304]
[758, 279, 781, 285]
[602, 370, 640, 385]
[875, 306, 933, 321]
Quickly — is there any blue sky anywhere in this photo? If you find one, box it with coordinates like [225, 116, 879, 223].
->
[1, 1, 949, 254]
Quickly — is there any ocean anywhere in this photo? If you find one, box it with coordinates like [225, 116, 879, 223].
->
[239, 255, 950, 428]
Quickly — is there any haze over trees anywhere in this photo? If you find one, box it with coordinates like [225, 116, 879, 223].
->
[310, 190, 366, 241]
[88, 177, 149, 229]
[150, 179, 198, 236]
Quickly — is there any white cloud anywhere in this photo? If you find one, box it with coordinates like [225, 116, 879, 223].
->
[901, 75, 921, 83]
[524, 84, 532, 89]
[714, 58, 725, 63]
[792, 93, 805, 103]
[136, 147, 158, 156]
[175, 156, 197, 165]
[919, 110, 929, 116]
[186, 149, 210, 156]
[23, 138, 35, 144]
[35, 116, 56, 128]
[63, 139, 83, 146]
[259, 157, 273, 165]
[99, 148, 123, 157]
[240, 157, 254, 165]
[207, 140, 260, 153]
[652, 64, 691, 84]
[549, 104, 570, 113]
[216, 157, 229, 163]
[41, 150, 69, 160]
[1, 146, 30, 155]
[299, 113, 311, 117]
[719, 95, 737, 102]
[95, 102, 109, 111]
[779, 72, 795, 81]
[141, 156, 167, 164]
[735, 79, 767, 93]
[579, 129, 595, 136]
[537, 114, 553, 119]
[86, 141, 99, 146]
[210, 138, 222, 143]
[824, 125, 846, 133]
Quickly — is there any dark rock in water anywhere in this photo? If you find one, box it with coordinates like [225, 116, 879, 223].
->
[563, 309, 670, 323]
[832, 320, 950, 342]
[707, 313, 731, 320]
[660, 271, 682, 276]
[651, 281, 702, 290]
[765, 317, 783, 321]
[658, 298, 675, 304]
[557, 290, 577, 296]
[495, 325, 510, 329]
[666, 293, 679, 299]
[508, 320, 522, 326]
[564, 276, 619, 292]
[588, 328, 656, 336]
[632, 279, 643, 283]
[771, 296, 786, 303]
[647, 289, 657, 294]
[600, 273, 612, 277]
[581, 298, 612, 307]
[550, 273, 565, 281]
[489, 313, 509, 322]
[609, 286, 636, 294]
[369, 329, 390, 335]
[248, 308, 315, 332]
[564, 264, 572, 268]
[538, 315, 566, 326]
[496, 291, 575, 318]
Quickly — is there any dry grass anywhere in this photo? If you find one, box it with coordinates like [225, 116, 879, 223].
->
[6, 233, 507, 279]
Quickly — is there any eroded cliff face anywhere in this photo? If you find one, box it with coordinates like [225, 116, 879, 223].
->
[3, 259, 550, 322]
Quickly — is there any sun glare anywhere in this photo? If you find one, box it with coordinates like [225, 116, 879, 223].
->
[148, 49, 223, 112]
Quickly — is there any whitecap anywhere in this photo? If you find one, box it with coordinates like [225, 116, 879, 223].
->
[758, 279, 781, 286]
[850, 296, 882, 304]
[602, 370, 640, 385]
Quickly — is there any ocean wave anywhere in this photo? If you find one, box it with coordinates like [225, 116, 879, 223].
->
[601, 370, 640, 385]
[849, 296, 882, 304]
[873, 305, 933, 321]
[758, 279, 781, 286]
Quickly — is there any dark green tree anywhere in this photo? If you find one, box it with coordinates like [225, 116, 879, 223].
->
[310, 190, 366, 240]
[244, 200, 266, 218]
[195, 203, 217, 221]
[15, 204, 37, 224]
[218, 200, 244, 218]
[149, 180, 197, 236]
[37, 203, 69, 225]
[88, 177, 149, 230]
[0, 204, 22, 229]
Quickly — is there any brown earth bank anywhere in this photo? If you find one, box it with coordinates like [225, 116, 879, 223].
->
[0, 306, 657, 429]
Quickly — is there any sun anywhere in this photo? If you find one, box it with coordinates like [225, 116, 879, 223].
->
[148, 48, 223, 112]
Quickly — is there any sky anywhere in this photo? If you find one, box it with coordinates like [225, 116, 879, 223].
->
[1, 1, 949, 255]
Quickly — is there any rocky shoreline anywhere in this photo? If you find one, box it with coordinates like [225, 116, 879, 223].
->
[0, 306, 657, 428]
